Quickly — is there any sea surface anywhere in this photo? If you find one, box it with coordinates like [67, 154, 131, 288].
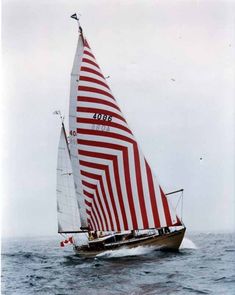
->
[1, 233, 235, 294]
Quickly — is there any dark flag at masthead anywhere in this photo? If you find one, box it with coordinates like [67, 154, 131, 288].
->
[71, 13, 78, 20]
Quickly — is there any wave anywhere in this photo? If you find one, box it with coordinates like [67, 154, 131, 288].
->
[180, 237, 197, 249]
[96, 245, 156, 258]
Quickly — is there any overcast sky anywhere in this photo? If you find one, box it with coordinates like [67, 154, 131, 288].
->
[1, 0, 235, 237]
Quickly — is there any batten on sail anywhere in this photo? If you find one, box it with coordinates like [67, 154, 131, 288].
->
[69, 26, 182, 232]
[56, 123, 82, 233]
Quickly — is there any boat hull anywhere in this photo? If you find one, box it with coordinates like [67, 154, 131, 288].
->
[74, 228, 186, 257]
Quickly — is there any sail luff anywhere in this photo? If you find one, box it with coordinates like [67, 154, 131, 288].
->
[71, 28, 182, 231]
[69, 29, 88, 228]
[56, 124, 82, 233]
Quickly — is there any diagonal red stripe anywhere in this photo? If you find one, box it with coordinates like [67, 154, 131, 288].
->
[122, 147, 138, 229]
[77, 128, 132, 142]
[84, 40, 91, 49]
[77, 117, 132, 135]
[86, 209, 97, 230]
[82, 58, 100, 69]
[78, 96, 121, 111]
[84, 50, 95, 59]
[81, 170, 109, 230]
[145, 160, 161, 228]
[85, 199, 92, 207]
[80, 76, 110, 90]
[78, 139, 138, 229]
[83, 190, 93, 199]
[78, 139, 125, 150]
[80, 66, 105, 79]
[82, 180, 96, 189]
[78, 86, 114, 100]
[79, 150, 134, 230]
[88, 185, 105, 231]
[160, 186, 172, 226]
[98, 173, 115, 230]
[86, 207, 98, 230]
[82, 182, 104, 230]
[133, 144, 148, 228]
[79, 160, 120, 230]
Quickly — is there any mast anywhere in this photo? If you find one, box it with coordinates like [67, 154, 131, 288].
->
[71, 13, 85, 45]
[69, 14, 88, 229]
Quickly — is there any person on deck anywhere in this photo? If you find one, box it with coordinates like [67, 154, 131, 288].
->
[88, 231, 93, 241]
[158, 228, 164, 235]
[93, 231, 98, 239]
[164, 227, 170, 234]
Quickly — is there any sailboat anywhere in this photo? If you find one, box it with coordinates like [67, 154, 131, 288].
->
[55, 14, 186, 257]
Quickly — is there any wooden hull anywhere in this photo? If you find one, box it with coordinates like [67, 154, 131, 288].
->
[74, 228, 186, 257]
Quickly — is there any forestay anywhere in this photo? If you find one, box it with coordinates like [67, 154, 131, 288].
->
[56, 124, 82, 232]
[70, 21, 182, 232]
[69, 35, 88, 228]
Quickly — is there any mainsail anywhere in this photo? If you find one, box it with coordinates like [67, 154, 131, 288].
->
[69, 19, 182, 232]
[56, 123, 82, 233]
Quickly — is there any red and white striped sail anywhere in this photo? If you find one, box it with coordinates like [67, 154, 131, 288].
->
[69, 23, 182, 232]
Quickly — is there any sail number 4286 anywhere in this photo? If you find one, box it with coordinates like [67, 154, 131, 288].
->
[93, 113, 112, 121]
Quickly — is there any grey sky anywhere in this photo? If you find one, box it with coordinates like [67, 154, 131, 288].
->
[2, 0, 235, 237]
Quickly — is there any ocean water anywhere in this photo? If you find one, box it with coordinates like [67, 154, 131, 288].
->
[1, 233, 235, 294]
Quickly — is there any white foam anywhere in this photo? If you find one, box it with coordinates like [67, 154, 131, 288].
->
[96, 246, 156, 258]
[95, 237, 197, 258]
[180, 237, 198, 249]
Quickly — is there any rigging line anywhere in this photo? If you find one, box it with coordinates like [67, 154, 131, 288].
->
[172, 191, 183, 223]
[174, 195, 181, 211]
[181, 191, 184, 223]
